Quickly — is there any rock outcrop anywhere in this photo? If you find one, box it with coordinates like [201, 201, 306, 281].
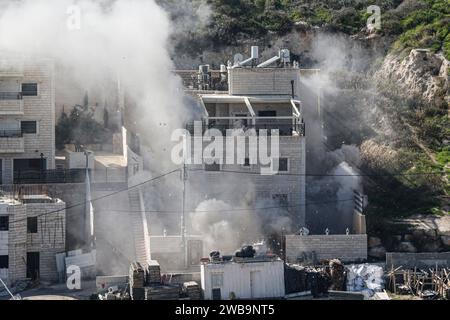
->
[377, 49, 450, 106]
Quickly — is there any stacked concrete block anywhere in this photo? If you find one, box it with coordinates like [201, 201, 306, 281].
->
[183, 281, 201, 300]
[146, 260, 161, 285]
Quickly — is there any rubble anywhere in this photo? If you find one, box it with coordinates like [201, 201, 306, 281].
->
[346, 264, 385, 297]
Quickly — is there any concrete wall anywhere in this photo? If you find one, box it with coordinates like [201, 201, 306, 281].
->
[228, 68, 301, 96]
[186, 136, 306, 227]
[2, 200, 65, 284]
[7, 204, 27, 284]
[285, 234, 368, 263]
[26, 201, 66, 282]
[386, 252, 450, 269]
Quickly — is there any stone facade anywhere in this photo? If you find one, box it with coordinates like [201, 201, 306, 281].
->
[0, 197, 65, 285]
[185, 66, 306, 228]
[285, 234, 368, 263]
[228, 68, 301, 96]
[0, 57, 56, 184]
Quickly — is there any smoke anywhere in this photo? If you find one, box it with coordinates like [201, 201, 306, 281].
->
[190, 197, 293, 255]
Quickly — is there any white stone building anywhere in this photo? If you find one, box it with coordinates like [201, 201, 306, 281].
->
[186, 63, 307, 228]
[0, 195, 65, 285]
[0, 56, 56, 185]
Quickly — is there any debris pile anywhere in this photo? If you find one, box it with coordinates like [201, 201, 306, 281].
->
[329, 259, 346, 291]
[98, 286, 130, 300]
[347, 264, 384, 297]
[387, 267, 450, 300]
[284, 264, 331, 297]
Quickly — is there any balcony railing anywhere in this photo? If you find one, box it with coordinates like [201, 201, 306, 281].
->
[187, 118, 305, 137]
[0, 92, 22, 100]
[13, 167, 129, 184]
[0, 129, 22, 138]
[14, 169, 86, 184]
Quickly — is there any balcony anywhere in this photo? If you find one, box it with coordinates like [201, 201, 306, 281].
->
[187, 117, 305, 137]
[0, 92, 24, 115]
[0, 130, 24, 153]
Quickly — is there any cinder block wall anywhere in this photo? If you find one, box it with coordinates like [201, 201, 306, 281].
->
[26, 201, 66, 282]
[285, 234, 368, 263]
[228, 68, 301, 96]
[8, 205, 27, 284]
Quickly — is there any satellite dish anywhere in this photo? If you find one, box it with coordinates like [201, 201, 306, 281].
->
[233, 53, 244, 66]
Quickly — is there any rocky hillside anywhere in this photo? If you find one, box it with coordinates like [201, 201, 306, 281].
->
[167, 0, 449, 237]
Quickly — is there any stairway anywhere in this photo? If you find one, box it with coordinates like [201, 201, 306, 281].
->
[128, 188, 150, 265]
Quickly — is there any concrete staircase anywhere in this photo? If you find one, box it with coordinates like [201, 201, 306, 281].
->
[128, 188, 150, 265]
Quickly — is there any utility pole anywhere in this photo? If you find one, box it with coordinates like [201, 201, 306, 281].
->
[181, 131, 189, 269]
[181, 161, 188, 269]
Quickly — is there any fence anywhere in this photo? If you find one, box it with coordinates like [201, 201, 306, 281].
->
[13, 168, 128, 185]
[186, 119, 305, 136]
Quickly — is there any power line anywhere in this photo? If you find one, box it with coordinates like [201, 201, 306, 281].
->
[187, 167, 445, 177]
[7, 167, 181, 226]
[98, 198, 356, 214]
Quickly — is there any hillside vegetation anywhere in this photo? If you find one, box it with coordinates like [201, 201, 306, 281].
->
[168, 0, 449, 221]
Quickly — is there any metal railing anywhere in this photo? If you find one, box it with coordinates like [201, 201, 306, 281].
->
[13, 167, 129, 185]
[0, 129, 22, 138]
[187, 119, 305, 136]
[0, 92, 22, 100]
[14, 169, 86, 184]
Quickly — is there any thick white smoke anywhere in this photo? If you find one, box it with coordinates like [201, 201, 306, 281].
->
[0, 0, 192, 173]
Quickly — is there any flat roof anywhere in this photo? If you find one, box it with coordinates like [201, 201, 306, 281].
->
[200, 94, 294, 104]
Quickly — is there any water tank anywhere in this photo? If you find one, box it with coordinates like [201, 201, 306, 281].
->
[251, 46, 259, 59]
[199, 64, 210, 74]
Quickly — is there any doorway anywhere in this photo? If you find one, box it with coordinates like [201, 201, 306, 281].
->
[26, 252, 40, 280]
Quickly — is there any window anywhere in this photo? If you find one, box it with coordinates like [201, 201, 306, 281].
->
[21, 83, 38, 96]
[0, 256, 8, 268]
[278, 158, 288, 172]
[205, 162, 220, 172]
[211, 273, 224, 288]
[258, 110, 277, 117]
[21, 121, 37, 134]
[243, 158, 250, 167]
[27, 217, 38, 234]
[273, 194, 288, 208]
[0, 216, 8, 231]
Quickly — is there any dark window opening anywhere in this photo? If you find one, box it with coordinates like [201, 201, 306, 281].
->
[205, 162, 220, 172]
[0, 216, 9, 231]
[273, 194, 288, 208]
[21, 121, 37, 134]
[278, 158, 288, 172]
[21, 83, 38, 96]
[0, 255, 8, 269]
[27, 217, 38, 234]
[258, 110, 277, 117]
[243, 158, 250, 167]
[14, 158, 46, 172]
[212, 288, 221, 300]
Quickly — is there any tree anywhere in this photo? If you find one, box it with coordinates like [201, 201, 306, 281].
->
[55, 104, 110, 151]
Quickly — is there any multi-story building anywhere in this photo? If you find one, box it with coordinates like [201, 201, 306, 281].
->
[0, 56, 55, 185]
[0, 195, 65, 285]
[185, 50, 306, 230]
